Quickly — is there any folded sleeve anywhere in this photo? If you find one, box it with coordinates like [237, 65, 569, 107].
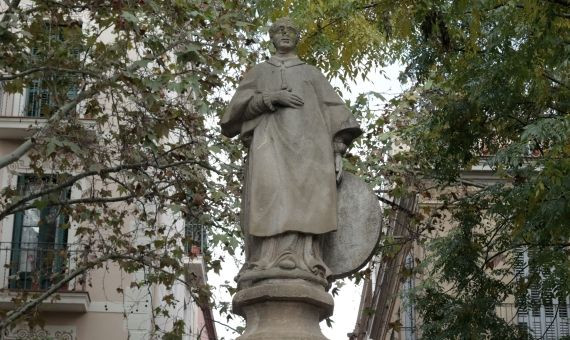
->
[220, 67, 258, 138]
[312, 67, 362, 146]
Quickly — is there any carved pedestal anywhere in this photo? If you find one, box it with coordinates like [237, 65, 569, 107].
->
[232, 280, 333, 340]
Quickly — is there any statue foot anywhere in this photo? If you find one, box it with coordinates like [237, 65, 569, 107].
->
[278, 258, 296, 270]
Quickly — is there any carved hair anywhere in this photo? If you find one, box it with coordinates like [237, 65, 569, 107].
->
[269, 17, 300, 40]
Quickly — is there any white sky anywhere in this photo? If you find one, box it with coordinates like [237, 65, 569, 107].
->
[209, 62, 405, 340]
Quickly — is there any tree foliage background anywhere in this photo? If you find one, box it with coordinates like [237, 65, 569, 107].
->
[0, 0, 270, 336]
[1, 0, 569, 338]
[265, 0, 569, 338]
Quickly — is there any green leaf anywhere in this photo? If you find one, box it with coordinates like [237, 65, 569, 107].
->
[122, 11, 138, 24]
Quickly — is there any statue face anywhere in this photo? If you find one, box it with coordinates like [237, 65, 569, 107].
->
[270, 24, 298, 53]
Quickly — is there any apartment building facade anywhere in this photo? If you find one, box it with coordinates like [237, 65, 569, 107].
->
[0, 15, 217, 340]
[351, 165, 570, 340]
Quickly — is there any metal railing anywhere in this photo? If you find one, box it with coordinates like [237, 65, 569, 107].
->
[497, 303, 570, 339]
[0, 242, 87, 292]
[0, 81, 81, 118]
[185, 223, 208, 255]
[0, 85, 28, 118]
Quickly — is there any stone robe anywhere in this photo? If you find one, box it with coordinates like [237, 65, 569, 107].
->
[221, 56, 361, 239]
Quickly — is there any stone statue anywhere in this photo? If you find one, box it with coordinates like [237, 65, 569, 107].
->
[221, 17, 382, 340]
[220, 17, 362, 289]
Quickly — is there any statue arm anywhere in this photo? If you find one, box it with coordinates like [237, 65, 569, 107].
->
[311, 67, 362, 147]
[220, 67, 264, 137]
[220, 66, 280, 138]
[310, 67, 362, 183]
[246, 87, 304, 118]
[244, 91, 276, 119]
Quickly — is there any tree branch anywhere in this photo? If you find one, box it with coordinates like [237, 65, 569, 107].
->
[546, 0, 570, 6]
[0, 67, 100, 81]
[0, 84, 102, 170]
[8, 194, 140, 215]
[375, 194, 416, 218]
[0, 162, 149, 222]
[459, 179, 487, 189]
[0, 252, 128, 331]
[0, 159, 210, 221]
[544, 71, 569, 89]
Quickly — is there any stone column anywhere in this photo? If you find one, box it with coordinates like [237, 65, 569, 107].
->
[232, 280, 333, 340]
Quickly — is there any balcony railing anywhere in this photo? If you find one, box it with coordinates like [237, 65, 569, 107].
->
[0, 242, 87, 292]
[0, 87, 28, 118]
[0, 81, 84, 119]
[0, 82, 95, 139]
[497, 303, 570, 339]
[185, 223, 208, 256]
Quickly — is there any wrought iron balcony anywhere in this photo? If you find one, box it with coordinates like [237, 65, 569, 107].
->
[185, 223, 208, 256]
[0, 81, 92, 139]
[0, 241, 90, 312]
[184, 223, 209, 284]
[0, 86, 45, 139]
[0, 242, 87, 292]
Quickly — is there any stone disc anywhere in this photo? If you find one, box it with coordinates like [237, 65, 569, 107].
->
[323, 172, 382, 280]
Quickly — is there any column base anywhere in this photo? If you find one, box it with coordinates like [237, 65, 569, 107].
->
[232, 280, 334, 340]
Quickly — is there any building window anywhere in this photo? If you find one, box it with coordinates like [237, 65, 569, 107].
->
[514, 248, 570, 339]
[402, 253, 416, 340]
[8, 175, 69, 290]
[26, 78, 52, 117]
[185, 223, 207, 255]
[25, 21, 81, 117]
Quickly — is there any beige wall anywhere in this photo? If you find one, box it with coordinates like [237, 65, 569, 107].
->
[44, 311, 129, 340]
[87, 261, 129, 303]
[0, 95, 211, 339]
[0, 140, 19, 154]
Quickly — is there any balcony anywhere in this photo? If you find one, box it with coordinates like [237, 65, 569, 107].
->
[497, 303, 570, 339]
[0, 89, 48, 139]
[184, 223, 208, 283]
[185, 223, 208, 256]
[0, 242, 90, 312]
[0, 82, 94, 140]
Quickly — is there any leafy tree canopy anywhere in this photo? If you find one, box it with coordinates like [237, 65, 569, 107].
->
[1, 0, 569, 338]
[261, 0, 569, 338]
[0, 0, 270, 336]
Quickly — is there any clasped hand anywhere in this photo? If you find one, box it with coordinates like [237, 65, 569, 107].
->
[270, 89, 304, 108]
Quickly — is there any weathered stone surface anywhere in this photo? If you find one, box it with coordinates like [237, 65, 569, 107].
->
[233, 280, 333, 340]
[237, 267, 328, 289]
[221, 17, 362, 288]
[323, 172, 383, 280]
[220, 21, 361, 239]
[224, 17, 378, 340]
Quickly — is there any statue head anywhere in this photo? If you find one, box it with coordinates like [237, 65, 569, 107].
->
[269, 17, 299, 54]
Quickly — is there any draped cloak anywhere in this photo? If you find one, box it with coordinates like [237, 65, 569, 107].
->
[220, 56, 361, 238]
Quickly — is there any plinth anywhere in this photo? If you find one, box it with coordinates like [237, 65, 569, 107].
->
[232, 280, 334, 340]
